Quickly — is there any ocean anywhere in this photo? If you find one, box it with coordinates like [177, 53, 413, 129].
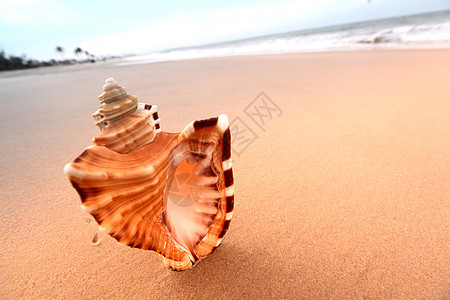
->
[119, 10, 450, 65]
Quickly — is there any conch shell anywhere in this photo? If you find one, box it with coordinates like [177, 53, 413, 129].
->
[64, 78, 234, 270]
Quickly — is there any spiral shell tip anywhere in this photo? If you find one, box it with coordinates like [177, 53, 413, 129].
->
[103, 77, 120, 92]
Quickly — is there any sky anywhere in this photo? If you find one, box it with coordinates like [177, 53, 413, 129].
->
[0, 0, 449, 60]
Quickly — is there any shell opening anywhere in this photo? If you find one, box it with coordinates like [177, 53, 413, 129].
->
[162, 139, 220, 262]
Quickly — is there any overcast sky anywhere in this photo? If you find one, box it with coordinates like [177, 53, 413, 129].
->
[1, 0, 449, 60]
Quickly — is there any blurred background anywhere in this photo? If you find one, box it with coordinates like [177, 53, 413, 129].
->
[1, 0, 449, 68]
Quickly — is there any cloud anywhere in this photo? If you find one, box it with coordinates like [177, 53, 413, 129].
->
[0, 0, 79, 24]
[81, 0, 355, 56]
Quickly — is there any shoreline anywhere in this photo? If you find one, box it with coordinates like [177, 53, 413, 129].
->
[115, 45, 450, 66]
[0, 45, 450, 79]
[1, 47, 450, 78]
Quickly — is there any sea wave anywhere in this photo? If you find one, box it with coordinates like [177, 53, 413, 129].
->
[116, 10, 450, 66]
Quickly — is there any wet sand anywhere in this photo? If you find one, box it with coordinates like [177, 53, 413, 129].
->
[0, 50, 449, 298]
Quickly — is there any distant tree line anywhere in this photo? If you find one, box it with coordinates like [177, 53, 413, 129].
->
[54, 46, 97, 61]
[0, 46, 117, 72]
[0, 50, 53, 71]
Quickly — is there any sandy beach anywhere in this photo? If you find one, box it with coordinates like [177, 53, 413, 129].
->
[0, 49, 449, 298]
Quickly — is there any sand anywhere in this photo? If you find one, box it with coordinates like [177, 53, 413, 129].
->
[0, 49, 449, 299]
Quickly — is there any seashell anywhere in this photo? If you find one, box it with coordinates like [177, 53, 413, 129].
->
[92, 78, 139, 130]
[64, 78, 234, 270]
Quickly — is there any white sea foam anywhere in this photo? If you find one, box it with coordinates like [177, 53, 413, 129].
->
[116, 10, 450, 66]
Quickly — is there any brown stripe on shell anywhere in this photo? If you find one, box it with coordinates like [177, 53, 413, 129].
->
[226, 195, 234, 213]
[193, 117, 218, 130]
[219, 220, 231, 238]
[222, 128, 231, 161]
[224, 169, 234, 187]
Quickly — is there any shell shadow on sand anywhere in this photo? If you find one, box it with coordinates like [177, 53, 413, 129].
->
[159, 241, 305, 298]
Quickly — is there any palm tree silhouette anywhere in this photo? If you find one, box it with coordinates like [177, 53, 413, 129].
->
[55, 46, 64, 60]
[84, 50, 97, 62]
[74, 47, 83, 60]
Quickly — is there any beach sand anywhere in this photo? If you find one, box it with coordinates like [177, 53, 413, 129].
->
[0, 49, 449, 299]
